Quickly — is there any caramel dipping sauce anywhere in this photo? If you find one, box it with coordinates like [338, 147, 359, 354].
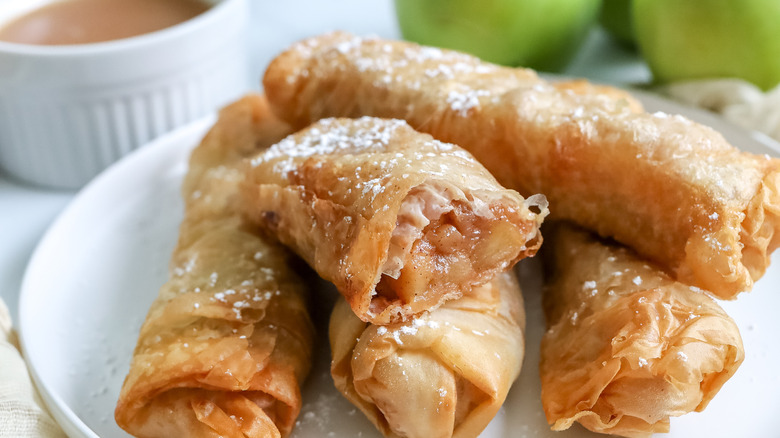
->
[0, 0, 211, 45]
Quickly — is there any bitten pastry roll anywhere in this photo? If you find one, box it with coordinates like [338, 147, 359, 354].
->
[330, 271, 525, 438]
[540, 223, 744, 438]
[115, 95, 315, 438]
[241, 116, 547, 324]
[263, 32, 780, 299]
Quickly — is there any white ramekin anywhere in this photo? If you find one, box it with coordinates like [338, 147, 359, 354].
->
[0, 0, 250, 189]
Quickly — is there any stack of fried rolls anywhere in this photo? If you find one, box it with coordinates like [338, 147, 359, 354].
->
[257, 33, 779, 436]
[117, 31, 779, 438]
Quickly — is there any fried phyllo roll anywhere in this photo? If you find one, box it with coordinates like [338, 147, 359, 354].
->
[115, 95, 315, 438]
[263, 32, 780, 299]
[540, 223, 744, 438]
[330, 271, 524, 438]
[241, 116, 547, 324]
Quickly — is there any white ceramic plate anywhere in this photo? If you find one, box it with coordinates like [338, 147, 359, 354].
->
[19, 94, 780, 438]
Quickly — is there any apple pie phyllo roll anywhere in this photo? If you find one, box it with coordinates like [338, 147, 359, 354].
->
[115, 95, 315, 438]
[540, 224, 744, 438]
[330, 271, 525, 438]
[241, 117, 547, 324]
[263, 32, 780, 299]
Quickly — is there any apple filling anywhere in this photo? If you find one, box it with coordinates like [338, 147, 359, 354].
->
[371, 182, 533, 316]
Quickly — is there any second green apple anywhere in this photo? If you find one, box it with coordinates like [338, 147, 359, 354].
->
[634, 0, 780, 90]
[395, 0, 601, 72]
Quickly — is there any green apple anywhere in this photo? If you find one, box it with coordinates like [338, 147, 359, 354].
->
[598, 0, 635, 48]
[634, 0, 780, 90]
[394, 0, 601, 72]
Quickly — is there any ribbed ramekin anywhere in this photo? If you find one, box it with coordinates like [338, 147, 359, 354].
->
[0, 0, 250, 189]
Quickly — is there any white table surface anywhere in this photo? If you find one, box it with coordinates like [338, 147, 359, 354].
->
[0, 1, 651, 325]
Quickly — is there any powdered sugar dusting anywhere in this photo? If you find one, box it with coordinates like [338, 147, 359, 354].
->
[250, 117, 481, 202]
[382, 315, 443, 346]
[447, 89, 490, 117]
[253, 117, 407, 171]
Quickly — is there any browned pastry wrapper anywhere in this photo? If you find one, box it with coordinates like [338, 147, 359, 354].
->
[540, 223, 744, 437]
[115, 95, 315, 438]
[240, 116, 547, 324]
[330, 271, 525, 438]
[262, 32, 780, 299]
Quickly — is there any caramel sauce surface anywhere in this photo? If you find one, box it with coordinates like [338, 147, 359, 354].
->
[0, 0, 211, 45]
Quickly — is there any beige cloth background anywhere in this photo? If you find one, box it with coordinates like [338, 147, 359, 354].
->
[661, 79, 780, 143]
[0, 299, 66, 438]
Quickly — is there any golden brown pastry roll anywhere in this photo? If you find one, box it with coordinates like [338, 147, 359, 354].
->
[330, 271, 525, 438]
[240, 116, 547, 325]
[262, 32, 780, 299]
[540, 223, 744, 438]
[115, 95, 315, 438]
